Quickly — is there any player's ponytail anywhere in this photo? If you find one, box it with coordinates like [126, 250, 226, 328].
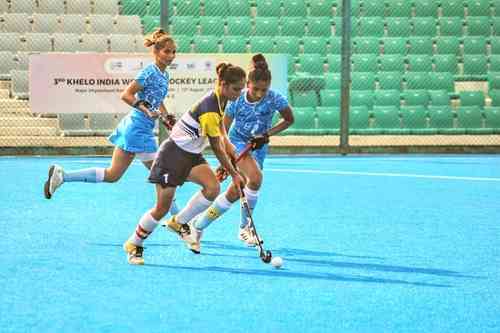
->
[249, 53, 271, 83]
[144, 28, 175, 51]
[216, 62, 246, 84]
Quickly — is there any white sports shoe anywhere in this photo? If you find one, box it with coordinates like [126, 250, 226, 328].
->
[238, 225, 260, 247]
[44, 164, 64, 199]
[186, 219, 203, 254]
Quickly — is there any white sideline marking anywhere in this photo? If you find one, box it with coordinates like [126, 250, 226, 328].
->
[265, 168, 500, 182]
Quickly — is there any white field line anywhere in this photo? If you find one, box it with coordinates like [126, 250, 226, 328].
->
[265, 168, 500, 182]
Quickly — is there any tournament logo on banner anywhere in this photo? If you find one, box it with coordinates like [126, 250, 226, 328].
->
[29, 53, 288, 116]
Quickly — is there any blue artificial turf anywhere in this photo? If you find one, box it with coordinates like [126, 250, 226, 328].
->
[1, 155, 499, 332]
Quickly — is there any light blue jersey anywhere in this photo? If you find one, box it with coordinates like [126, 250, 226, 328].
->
[109, 63, 169, 153]
[226, 89, 289, 169]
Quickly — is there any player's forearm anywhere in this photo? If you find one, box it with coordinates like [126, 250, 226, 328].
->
[211, 138, 238, 176]
[120, 91, 137, 107]
[267, 119, 293, 136]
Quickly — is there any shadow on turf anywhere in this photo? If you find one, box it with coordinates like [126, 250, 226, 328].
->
[145, 263, 452, 288]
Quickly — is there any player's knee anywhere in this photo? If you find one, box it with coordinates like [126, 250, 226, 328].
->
[203, 181, 220, 201]
[247, 169, 262, 189]
[104, 169, 124, 183]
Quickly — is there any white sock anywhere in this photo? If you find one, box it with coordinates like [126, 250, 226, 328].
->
[129, 212, 159, 246]
[241, 186, 259, 228]
[194, 193, 233, 230]
[176, 191, 213, 225]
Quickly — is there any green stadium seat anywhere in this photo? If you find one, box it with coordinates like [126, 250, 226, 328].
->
[494, 0, 500, 16]
[332, 17, 343, 36]
[226, 16, 252, 36]
[415, 0, 438, 17]
[298, 53, 324, 75]
[441, 0, 465, 17]
[428, 106, 460, 133]
[199, 16, 225, 36]
[372, 106, 402, 134]
[249, 36, 274, 53]
[193, 35, 219, 53]
[386, 17, 412, 37]
[382, 37, 408, 55]
[408, 37, 434, 55]
[352, 54, 378, 72]
[274, 36, 300, 55]
[142, 16, 160, 34]
[457, 106, 488, 133]
[407, 55, 433, 72]
[466, 16, 491, 36]
[386, 0, 413, 17]
[379, 54, 406, 72]
[172, 16, 198, 35]
[488, 89, 500, 106]
[492, 18, 500, 35]
[307, 17, 332, 37]
[176, 0, 201, 16]
[328, 37, 342, 54]
[0, 52, 15, 79]
[24, 33, 52, 52]
[289, 73, 326, 91]
[204, 0, 229, 17]
[351, 90, 374, 109]
[349, 106, 371, 134]
[463, 36, 487, 55]
[405, 72, 430, 90]
[428, 72, 454, 94]
[377, 71, 402, 90]
[484, 107, 500, 133]
[285, 107, 318, 135]
[302, 36, 328, 55]
[281, 17, 306, 37]
[400, 106, 434, 134]
[319, 89, 341, 106]
[435, 36, 460, 55]
[324, 73, 341, 89]
[173, 35, 193, 53]
[254, 17, 280, 36]
[439, 17, 463, 36]
[429, 90, 451, 106]
[375, 89, 400, 107]
[148, 0, 162, 16]
[490, 37, 500, 55]
[412, 17, 437, 37]
[255, 0, 282, 17]
[353, 37, 380, 54]
[316, 106, 340, 134]
[357, 17, 385, 36]
[466, 0, 492, 16]
[284, 0, 307, 17]
[363, 0, 386, 17]
[221, 35, 247, 53]
[490, 72, 500, 90]
[228, 0, 251, 16]
[292, 91, 318, 108]
[122, 0, 147, 16]
[326, 55, 341, 72]
[433, 55, 458, 74]
[352, 72, 376, 90]
[459, 91, 485, 108]
[488, 54, 500, 72]
[404, 90, 430, 106]
[309, 1, 334, 17]
[463, 55, 488, 77]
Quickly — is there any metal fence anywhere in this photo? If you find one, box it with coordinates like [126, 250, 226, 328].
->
[1, 0, 500, 154]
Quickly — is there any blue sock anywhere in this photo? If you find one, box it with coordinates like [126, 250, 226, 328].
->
[63, 168, 105, 183]
[240, 187, 259, 228]
[194, 194, 233, 230]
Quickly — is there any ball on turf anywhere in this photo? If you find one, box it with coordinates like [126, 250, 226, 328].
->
[271, 256, 283, 269]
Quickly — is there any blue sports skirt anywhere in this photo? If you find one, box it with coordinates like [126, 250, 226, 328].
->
[108, 111, 157, 153]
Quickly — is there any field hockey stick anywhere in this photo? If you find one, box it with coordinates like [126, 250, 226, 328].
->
[152, 109, 176, 131]
[238, 186, 272, 264]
